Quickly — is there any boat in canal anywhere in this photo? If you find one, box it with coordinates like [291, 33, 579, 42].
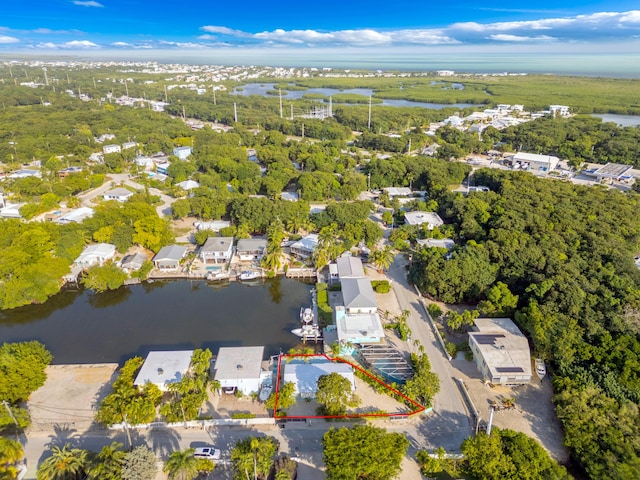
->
[239, 270, 261, 281]
[300, 306, 314, 325]
[292, 324, 322, 339]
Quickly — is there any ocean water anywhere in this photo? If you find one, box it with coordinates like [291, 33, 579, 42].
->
[76, 49, 640, 78]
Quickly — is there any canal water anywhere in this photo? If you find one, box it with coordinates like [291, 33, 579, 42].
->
[231, 83, 475, 109]
[0, 278, 314, 365]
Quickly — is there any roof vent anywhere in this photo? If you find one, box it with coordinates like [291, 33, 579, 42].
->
[157, 368, 164, 375]
[237, 364, 243, 370]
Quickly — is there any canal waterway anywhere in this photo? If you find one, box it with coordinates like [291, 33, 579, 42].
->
[0, 278, 314, 365]
[231, 83, 475, 109]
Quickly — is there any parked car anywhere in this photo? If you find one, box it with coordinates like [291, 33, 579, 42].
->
[193, 447, 221, 460]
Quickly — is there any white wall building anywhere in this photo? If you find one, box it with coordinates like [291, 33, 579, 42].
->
[134, 350, 193, 391]
[282, 360, 355, 398]
[213, 346, 264, 395]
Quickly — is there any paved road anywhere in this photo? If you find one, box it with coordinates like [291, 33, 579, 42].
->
[78, 173, 176, 217]
[387, 254, 475, 451]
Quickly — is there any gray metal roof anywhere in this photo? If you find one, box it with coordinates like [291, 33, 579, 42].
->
[236, 238, 267, 251]
[201, 237, 234, 252]
[153, 244, 187, 262]
[341, 278, 377, 310]
[336, 256, 365, 279]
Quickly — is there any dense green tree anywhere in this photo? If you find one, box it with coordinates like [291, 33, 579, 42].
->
[402, 353, 440, 407]
[461, 428, 570, 480]
[323, 425, 409, 480]
[81, 263, 128, 293]
[0, 341, 52, 405]
[121, 446, 157, 480]
[0, 437, 24, 479]
[265, 382, 295, 414]
[315, 372, 359, 416]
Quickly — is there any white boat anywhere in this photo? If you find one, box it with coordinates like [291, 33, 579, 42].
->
[206, 271, 229, 281]
[259, 384, 272, 402]
[300, 307, 314, 325]
[535, 358, 546, 379]
[239, 270, 260, 280]
[292, 325, 322, 338]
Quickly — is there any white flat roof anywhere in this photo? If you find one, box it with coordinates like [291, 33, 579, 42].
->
[134, 350, 193, 388]
[404, 211, 444, 227]
[469, 318, 531, 379]
[214, 346, 264, 380]
[336, 312, 385, 341]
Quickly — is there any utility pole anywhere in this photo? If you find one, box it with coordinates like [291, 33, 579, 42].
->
[486, 406, 495, 436]
[122, 414, 132, 449]
[279, 89, 283, 119]
[234, 102, 238, 123]
[2, 400, 19, 429]
[368, 95, 372, 130]
[301, 123, 305, 139]
[290, 103, 293, 120]
[93, 77, 97, 89]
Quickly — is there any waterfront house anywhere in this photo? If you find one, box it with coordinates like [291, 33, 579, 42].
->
[468, 318, 532, 385]
[102, 188, 134, 203]
[282, 360, 355, 398]
[134, 350, 193, 392]
[74, 243, 116, 267]
[290, 234, 319, 260]
[236, 238, 267, 262]
[213, 346, 264, 395]
[342, 278, 377, 314]
[200, 237, 234, 264]
[9, 169, 41, 179]
[403, 211, 444, 230]
[152, 245, 187, 271]
[121, 252, 148, 271]
[336, 256, 366, 280]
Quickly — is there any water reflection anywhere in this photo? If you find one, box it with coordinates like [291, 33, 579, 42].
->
[0, 279, 313, 364]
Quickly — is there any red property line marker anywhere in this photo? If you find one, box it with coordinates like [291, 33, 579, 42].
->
[272, 353, 425, 420]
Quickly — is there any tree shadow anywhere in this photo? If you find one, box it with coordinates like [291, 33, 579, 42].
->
[46, 424, 79, 448]
[146, 425, 182, 457]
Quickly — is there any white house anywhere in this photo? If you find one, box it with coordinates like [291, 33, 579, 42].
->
[404, 211, 444, 230]
[549, 105, 570, 117]
[290, 234, 318, 260]
[200, 237, 234, 264]
[122, 142, 138, 150]
[236, 238, 267, 262]
[468, 318, 532, 385]
[121, 252, 148, 271]
[134, 350, 193, 392]
[176, 180, 200, 191]
[102, 188, 134, 202]
[194, 221, 231, 232]
[336, 256, 365, 280]
[213, 346, 264, 395]
[282, 360, 356, 398]
[74, 243, 116, 267]
[342, 278, 377, 314]
[173, 146, 192, 160]
[103, 144, 121, 154]
[56, 207, 94, 224]
[9, 169, 41, 179]
[511, 152, 559, 174]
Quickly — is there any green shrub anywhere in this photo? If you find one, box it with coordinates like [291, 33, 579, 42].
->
[231, 412, 256, 419]
[444, 341, 457, 359]
[371, 280, 391, 293]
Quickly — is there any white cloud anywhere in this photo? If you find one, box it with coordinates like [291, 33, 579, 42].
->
[63, 40, 100, 48]
[201, 26, 251, 37]
[0, 35, 19, 44]
[111, 41, 130, 46]
[72, 1, 104, 7]
[489, 34, 555, 42]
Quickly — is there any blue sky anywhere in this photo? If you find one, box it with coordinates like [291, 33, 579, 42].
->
[0, 1, 639, 54]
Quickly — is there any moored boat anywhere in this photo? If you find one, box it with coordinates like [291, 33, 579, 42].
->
[259, 384, 272, 402]
[535, 358, 546, 379]
[239, 270, 261, 280]
[291, 324, 322, 338]
[300, 307, 314, 325]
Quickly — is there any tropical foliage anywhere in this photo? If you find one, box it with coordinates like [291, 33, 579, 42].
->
[323, 425, 409, 480]
[230, 436, 278, 480]
[315, 372, 360, 416]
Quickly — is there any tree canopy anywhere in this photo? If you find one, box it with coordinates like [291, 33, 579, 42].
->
[322, 425, 409, 480]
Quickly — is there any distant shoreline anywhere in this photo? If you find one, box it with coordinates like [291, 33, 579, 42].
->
[2, 50, 640, 79]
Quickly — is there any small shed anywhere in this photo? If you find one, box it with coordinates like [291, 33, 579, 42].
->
[134, 350, 193, 391]
[213, 346, 264, 395]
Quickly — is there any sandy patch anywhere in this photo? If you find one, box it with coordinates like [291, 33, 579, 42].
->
[27, 364, 118, 432]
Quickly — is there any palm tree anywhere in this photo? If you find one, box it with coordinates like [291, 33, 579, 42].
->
[0, 437, 24, 479]
[369, 246, 394, 272]
[87, 442, 126, 480]
[37, 444, 88, 480]
[163, 449, 199, 480]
